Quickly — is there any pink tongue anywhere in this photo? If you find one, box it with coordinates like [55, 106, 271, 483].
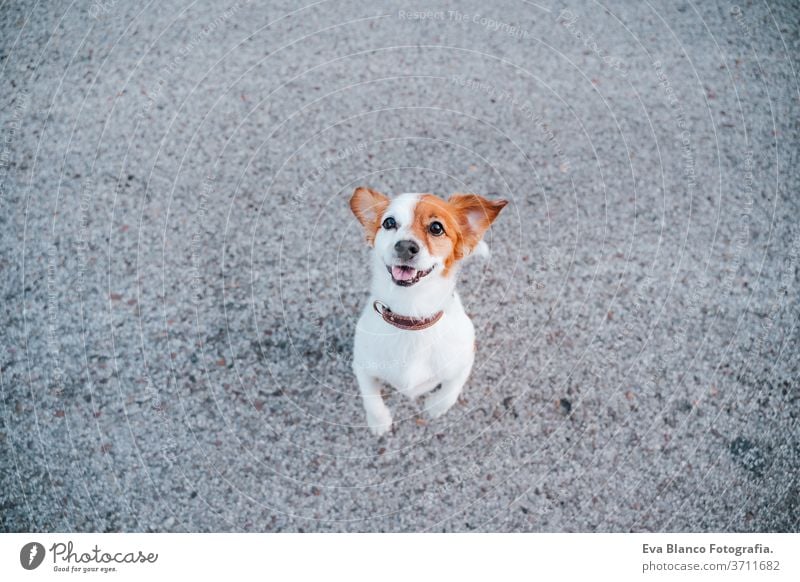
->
[392, 266, 416, 281]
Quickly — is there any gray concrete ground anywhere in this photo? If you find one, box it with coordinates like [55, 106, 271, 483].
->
[1, 0, 798, 532]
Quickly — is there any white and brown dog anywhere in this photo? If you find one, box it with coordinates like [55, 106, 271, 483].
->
[349, 187, 508, 435]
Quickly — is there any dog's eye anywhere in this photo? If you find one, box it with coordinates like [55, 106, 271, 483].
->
[382, 217, 397, 230]
[428, 221, 444, 236]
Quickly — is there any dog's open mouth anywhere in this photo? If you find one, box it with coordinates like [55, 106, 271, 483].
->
[387, 264, 434, 287]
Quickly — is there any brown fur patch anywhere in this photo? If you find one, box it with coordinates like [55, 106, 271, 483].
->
[349, 187, 389, 246]
[411, 193, 507, 276]
[447, 193, 508, 256]
[411, 195, 462, 275]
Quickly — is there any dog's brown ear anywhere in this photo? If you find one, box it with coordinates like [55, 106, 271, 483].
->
[350, 187, 390, 246]
[448, 193, 508, 254]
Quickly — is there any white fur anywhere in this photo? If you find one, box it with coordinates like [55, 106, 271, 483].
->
[352, 193, 479, 435]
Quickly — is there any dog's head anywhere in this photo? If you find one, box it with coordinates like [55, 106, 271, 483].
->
[349, 187, 507, 288]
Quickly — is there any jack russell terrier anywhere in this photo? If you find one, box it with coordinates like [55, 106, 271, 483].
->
[349, 187, 508, 435]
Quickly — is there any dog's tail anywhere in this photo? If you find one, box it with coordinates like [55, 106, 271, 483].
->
[468, 240, 490, 260]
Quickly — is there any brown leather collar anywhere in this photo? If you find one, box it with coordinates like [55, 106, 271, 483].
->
[373, 300, 443, 331]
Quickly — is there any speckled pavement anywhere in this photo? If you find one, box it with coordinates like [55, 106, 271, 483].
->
[1, 0, 798, 532]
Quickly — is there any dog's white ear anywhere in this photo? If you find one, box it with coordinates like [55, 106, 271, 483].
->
[350, 187, 389, 246]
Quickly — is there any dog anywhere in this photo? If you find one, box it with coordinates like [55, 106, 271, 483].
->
[349, 187, 508, 435]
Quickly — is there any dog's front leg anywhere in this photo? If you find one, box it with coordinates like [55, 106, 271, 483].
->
[355, 369, 393, 436]
[424, 364, 471, 419]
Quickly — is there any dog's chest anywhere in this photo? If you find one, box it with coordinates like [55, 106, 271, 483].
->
[354, 304, 475, 397]
[377, 333, 443, 397]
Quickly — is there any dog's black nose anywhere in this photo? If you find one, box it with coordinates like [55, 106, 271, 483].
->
[394, 239, 419, 261]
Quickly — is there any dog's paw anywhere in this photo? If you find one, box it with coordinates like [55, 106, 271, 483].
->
[366, 406, 393, 436]
[424, 394, 457, 419]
